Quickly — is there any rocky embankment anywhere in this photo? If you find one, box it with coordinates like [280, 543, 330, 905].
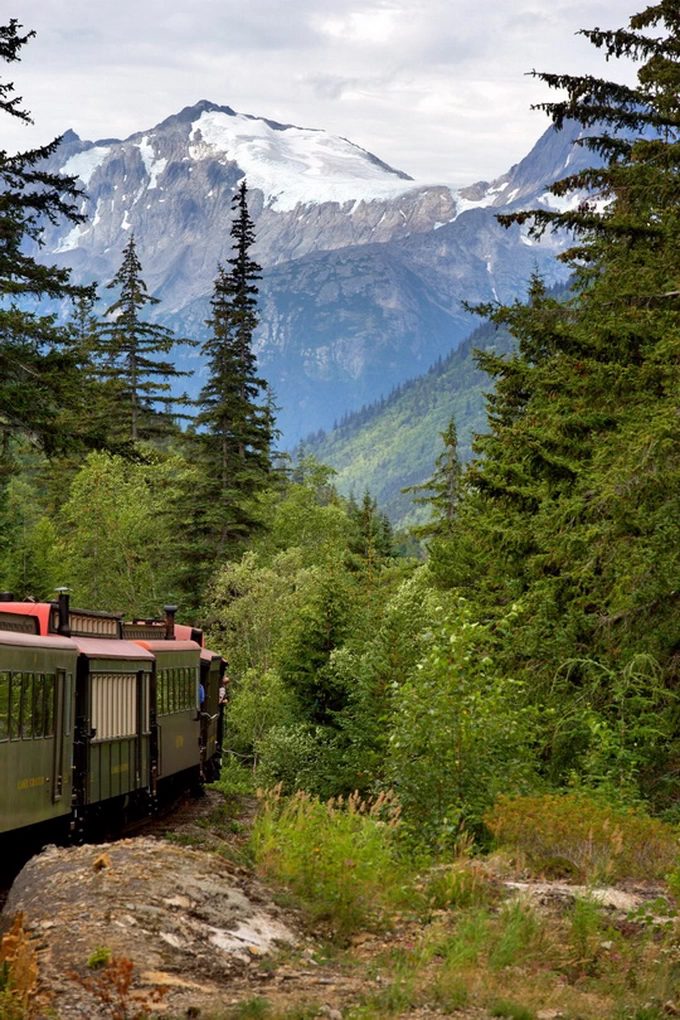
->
[2, 836, 299, 1018]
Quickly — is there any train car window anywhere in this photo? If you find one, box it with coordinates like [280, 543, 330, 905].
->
[21, 673, 34, 739]
[90, 672, 137, 740]
[170, 668, 177, 713]
[156, 666, 199, 714]
[0, 671, 9, 740]
[31, 673, 44, 738]
[43, 674, 55, 737]
[9, 673, 20, 740]
[180, 668, 187, 710]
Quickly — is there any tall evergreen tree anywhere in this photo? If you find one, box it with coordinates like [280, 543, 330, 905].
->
[403, 416, 462, 540]
[192, 180, 275, 556]
[0, 20, 92, 469]
[95, 234, 193, 441]
[444, 1, 680, 676]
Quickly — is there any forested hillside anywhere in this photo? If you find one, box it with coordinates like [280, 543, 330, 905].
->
[302, 318, 507, 528]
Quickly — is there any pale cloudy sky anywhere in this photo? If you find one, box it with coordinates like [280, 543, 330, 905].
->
[5, 0, 637, 185]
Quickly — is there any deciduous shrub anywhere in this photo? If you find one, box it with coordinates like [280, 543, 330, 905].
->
[71, 954, 165, 1019]
[485, 793, 679, 881]
[0, 913, 38, 1020]
[386, 599, 537, 846]
[251, 786, 406, 935]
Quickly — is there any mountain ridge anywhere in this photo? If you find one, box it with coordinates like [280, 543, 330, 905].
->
[35, 102, 598, 440]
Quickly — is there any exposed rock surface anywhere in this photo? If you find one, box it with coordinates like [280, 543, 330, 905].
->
[3, 837, 298, 1017]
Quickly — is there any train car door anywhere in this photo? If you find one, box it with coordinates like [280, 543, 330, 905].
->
[52, 668, 67, 802]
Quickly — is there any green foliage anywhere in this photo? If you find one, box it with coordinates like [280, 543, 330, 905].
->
[60, 450, 184, 616]
[87, 945, 112, 970]
[210, 755, 254, 798]
[186, 180, 274, 589]
[545, 655, 679, 805]
[0, 987, 26, 1020]
[485, 793, 679, 881]
[204, 468, 412, 798]
[403, 416, 462, 540]
[226, 996, 272, 1019]
[228, 668, 300, 761]
[0, 477, 61, 598]
[95, 233, 194, 441]
[386, 598, 537, 845]
[251, 788, 406, 936]
[489, 1001, 535, 1020]
[254, 723, 328, 795]
[421, 861, 495, 913]
[567, 897, 602, 974]
[0, 20, 98, 470]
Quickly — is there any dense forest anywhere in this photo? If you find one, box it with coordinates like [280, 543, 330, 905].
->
[3, 0, 680, 861]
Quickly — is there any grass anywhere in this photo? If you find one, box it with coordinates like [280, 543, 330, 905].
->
[181, 786, 680, 1019]
[342, 882, 680, 1018]
[251, 787, 407, 937]
[485, 793, 680, 882]
[207, 1000, 323, 1020]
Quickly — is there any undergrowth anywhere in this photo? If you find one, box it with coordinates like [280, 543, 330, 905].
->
[485, 793, 679, 881]
[0, 914, 38, 1020]
[251, 786, 407, 936]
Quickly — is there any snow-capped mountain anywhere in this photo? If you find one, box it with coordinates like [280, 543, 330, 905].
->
[38, 102, 596, 441]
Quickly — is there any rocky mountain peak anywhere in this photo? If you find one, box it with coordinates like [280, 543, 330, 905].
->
[35, 105, 599, 441]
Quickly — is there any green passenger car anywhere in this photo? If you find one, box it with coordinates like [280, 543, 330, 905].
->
[0, 631, 79, 834]
[133, 639, 201, 782]
[200, 648, 223, 778]
[73, 638, 155, 806]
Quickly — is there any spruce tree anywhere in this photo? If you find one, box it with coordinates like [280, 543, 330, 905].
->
[96, 234, 194, 441]
[192, 180, 275, 556]
[446, 1, 680, 675]
[0, 20, 92, 467]
[404, 416, 462, 540]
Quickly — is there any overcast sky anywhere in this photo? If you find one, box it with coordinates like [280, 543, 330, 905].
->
[5, 1, 638, 185]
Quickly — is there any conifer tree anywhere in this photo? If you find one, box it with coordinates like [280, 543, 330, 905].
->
[192, 180, 275, 556]
[96, 234, 193, 441]
[0, 20, 92, 467]
[404, 417, 462, 540]
[447, 1, 680, 671]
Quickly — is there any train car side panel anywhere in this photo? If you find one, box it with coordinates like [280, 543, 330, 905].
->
[0, 635, 78, 834]
[133, 642, 201, 780]
[73, 642, 154, 807]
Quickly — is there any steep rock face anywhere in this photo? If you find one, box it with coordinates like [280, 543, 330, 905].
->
[42, 101, 458, 310]
[38, 102, 597, 440]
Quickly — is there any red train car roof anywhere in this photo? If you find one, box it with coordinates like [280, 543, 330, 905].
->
[0, 602, 51, 633]
[74, 637, 155, 660]
[201, 648, 223, 662]
[174, 623, 203, 645]
[134, 640, 201, 654]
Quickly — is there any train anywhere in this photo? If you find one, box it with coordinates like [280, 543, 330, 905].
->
[0, 592, 226, 844]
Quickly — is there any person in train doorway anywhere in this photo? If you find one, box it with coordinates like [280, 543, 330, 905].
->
[199, 681, 206, 709]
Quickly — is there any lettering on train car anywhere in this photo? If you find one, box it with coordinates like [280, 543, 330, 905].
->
[17, 775, 46, 790]
[111, 763, 130, 775]
[176, 734, 184, 749]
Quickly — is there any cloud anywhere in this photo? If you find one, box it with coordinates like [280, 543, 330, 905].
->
[3, 0, 639, 183]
